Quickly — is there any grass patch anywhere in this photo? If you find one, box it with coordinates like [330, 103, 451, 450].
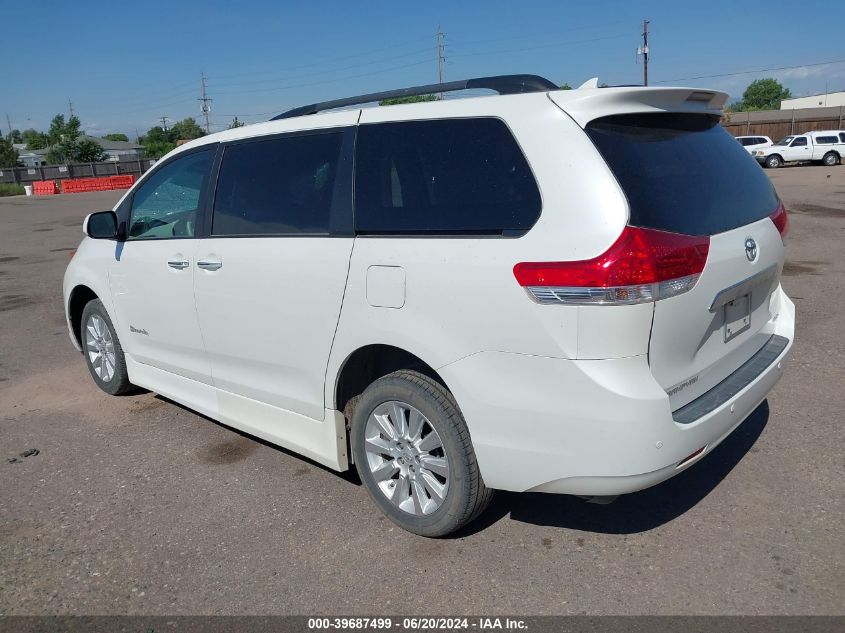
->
[0, 183, 25, 197]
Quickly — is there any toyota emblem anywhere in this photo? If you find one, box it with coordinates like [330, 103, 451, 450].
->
[745, 237, 758, 262]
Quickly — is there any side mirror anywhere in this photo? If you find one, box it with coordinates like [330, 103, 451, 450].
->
[83, 211, 118, 239]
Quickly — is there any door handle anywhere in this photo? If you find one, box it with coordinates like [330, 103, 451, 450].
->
[197, 260, 223, 271]
[167, 259, 190, 270]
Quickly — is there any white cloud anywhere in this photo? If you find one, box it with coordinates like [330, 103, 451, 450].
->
[776, 66, 826, 80]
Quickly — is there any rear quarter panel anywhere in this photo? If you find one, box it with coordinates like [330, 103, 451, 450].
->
[325, 94, 632, 407]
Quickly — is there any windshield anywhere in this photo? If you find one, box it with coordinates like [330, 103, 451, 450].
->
[775, 136, 794, 146]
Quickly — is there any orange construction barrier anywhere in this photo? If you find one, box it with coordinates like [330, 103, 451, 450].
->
[33, 180, 59, 195]
[60, 175, 136, 194]
[108, 175, 135, 189]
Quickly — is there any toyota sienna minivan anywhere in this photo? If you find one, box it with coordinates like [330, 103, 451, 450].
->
[64, 75, 794, 536]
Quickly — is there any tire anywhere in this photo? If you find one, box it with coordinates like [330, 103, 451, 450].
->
[765, 155, 783, 168]
[80, 299, 134, 395]
[351, 370, 493, 537]
[822, 152, 840, 167]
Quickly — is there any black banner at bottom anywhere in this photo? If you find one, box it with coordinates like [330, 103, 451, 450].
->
[0, 616, 842, 633]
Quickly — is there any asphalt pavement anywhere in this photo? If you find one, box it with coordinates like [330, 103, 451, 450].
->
[0, 166, 843, 615]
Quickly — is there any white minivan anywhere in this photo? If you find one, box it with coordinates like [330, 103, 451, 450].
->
[64, 75, 794, 536]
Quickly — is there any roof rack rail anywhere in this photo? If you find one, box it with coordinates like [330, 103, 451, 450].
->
[271, 74, 558, 120]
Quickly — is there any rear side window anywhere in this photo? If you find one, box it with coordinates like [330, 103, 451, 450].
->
[355, 118, 541, 235]
[586, 113, 779, 236]
[816, 136, 838, 144]
[840, 133, 845, 143]
[212, 132, 345, 236]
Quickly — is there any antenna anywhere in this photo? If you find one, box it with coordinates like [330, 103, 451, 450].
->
[198, 72, 212, 133]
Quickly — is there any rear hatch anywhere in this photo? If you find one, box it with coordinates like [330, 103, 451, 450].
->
[586, 112, 787, 410]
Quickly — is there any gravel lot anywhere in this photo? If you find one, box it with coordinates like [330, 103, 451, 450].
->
[1, 165, 843, 615]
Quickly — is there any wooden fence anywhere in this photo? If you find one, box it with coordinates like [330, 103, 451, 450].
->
[722, 105, 845, 139]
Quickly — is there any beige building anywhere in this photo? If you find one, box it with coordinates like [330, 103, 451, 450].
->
[780, 91, 845, 109]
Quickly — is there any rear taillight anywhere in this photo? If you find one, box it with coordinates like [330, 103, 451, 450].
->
[770, 202, 788, 240]
[513, 226, 710, 305]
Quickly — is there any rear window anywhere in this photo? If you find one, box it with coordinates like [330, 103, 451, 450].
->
[354, 118, 541, 235]
[586, 113, 779, 236]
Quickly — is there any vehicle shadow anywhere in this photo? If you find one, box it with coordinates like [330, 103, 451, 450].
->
[153, 394, 362, 486]
[154, 393, 768, 536]
[456, 400, 770, 537]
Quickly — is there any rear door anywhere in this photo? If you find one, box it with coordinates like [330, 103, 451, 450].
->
[193, 125, 355, 421]
[586, 113, 787, 409]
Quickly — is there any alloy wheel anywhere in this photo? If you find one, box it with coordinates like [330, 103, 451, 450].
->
[364, 400, 450, 516]
[85, 314, 116, 382]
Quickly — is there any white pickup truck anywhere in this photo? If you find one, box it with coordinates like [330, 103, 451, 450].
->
[752, 130, 845, 168]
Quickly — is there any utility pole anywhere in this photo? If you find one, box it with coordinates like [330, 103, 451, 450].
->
[198, 72, 212, 134]
[436, 26, 446, 99]
[5, 113, 11, 140]
[641, 19, 650, 86]
[159, 116, 170, 131]
[68, 98, 75, 118]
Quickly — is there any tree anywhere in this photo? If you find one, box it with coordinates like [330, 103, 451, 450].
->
[102, 133, 129, 142]
[22, 128, 48, 150]
[0, 138, 19, 168]
[48, 114, 81, 146]
[139, 126, 175, 159]
[229, 117, 245, 129]
[731, 78, 792, 112]
[138, 118, 205, 158]
[8, 129, 23, 144]
[559, 83, 573, 90]
[379, 94, 437, 106]
[169, 117, 205, 141]
[75, 138, 108, 162]
[44, 114, 83, 162]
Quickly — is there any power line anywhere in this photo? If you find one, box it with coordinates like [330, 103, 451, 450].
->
[214, 58, 432, 97]
[447, 20, 632, 48]
[208, 34, 435, 83]
[446, 33, 629, 60]
[653, 58, 845, 84]
[208, 45, 434, 91]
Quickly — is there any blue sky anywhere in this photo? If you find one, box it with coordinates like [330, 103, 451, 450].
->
[5, 0, 844, 138]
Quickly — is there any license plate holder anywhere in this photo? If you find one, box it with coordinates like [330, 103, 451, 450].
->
[724, 293, 751, 342]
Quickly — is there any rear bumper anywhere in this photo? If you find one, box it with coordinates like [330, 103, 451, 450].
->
[438, 287, 794, 495]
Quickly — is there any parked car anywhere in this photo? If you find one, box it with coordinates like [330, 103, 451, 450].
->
[752, 130, 845, 167]
[735, 135, 772, 153]
[64, 75, 794, 537]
